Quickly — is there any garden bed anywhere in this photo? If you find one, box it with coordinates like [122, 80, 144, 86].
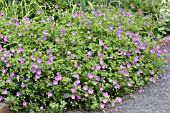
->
[0, 1, 169, 112]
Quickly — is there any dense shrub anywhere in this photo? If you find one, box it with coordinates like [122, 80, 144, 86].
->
[0, 6, 168, 112]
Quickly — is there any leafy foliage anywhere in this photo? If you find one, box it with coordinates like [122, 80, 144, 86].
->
[0, 2, 168, 113]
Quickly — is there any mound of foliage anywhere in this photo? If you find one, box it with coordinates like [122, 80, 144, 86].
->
[0, 5, 168, 112]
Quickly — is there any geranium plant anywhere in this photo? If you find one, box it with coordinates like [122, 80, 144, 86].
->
[0, 5, 168, 112]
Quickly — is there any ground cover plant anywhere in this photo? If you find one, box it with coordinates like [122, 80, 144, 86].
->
[0, 2, 169, 113]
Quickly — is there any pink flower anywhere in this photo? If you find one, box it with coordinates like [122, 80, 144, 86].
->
[119, 69, 124, 74]
[124, 71, 129, 76]
[6, 78, 11, 82]
[71, 95, 75, 99]
[0, 12, 4, 16]
[35, 74, 40, 79]
[43, 36, 47, 41]
[37, 58, 42, 64]
[109, 24, 114, 30]
[48, 92, 53, 97]
[88, 36, 93, 39]
[150, 49, 155, 53]
[30, 55, 36, 61]
[91, 66, 95, 70]
[3, 90, 7, 94]
[72, 32, 76, 35]
[150, 77, 156, 83]
[104, 45, 108, 49]
[110, 55, 114, 59]
[88, 72, 94, 79]
[127, 81, 132, 86]
[115, 84, 121, 89]
[55, 72, 62, 80]
[139, 69, 143, 73]
[74, 73, 79, 79]
[42, 30, 48, 34]
[16, 92, 20, 96]
[127, 63, 131, 68]
[75, 80, 80, 84]
[138, 87, 144, 93]
[103, 92, 108, 97]
[83, 85, 88, 90]
[77, 94, 81, 99]
[85, 93, 89, 97]
[88, 88, 93, 94]
[24, 17, 30, 23]
[53, 80, 58, 85]
[133, 56, 139, 63]
[100, 103, 105, 108]
[131, 5, 135, 9]
[120, 64, 124, 69]
[66, 50, 71, 54]
[21, 83, 26, 88]
[151, 70, 155, 75]
[70, 87, 76, 93]
[102, 98, 107, 103]
[96, 76, 100, 81]
[40, 106, 43, 110]
[150, 31, 153, 37]
[96, 64, 101, 70]
[0, 96, 4, 101]
[46, 17, 52, 21]
[2, 68, 6, 74]
[135, 49, 140, 53]
[93, 80, 97, 85]
[113, 80, 118, 85]
[64, 94, 68, 98]
[23, 101, 27, 106]
[99, 21, 102, 25]
[56, 37, 60, 42]
[100, 86, 104, 91]
[138, 9, 143, 15]
[99, 40, 104, 45]
[117, 97, 123, 103]
[36, 10, 41, 14]
[55, 4, 58, 8]
[36, 69, 42, 75]
[87, 51, 92, 55]
[16, 22, 20, 27]
[18, 33, 22, 36]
